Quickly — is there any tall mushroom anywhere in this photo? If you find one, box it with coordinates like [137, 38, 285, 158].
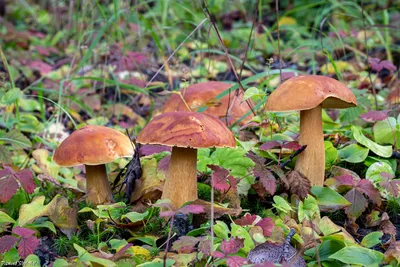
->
[53, 125, 135, 205]
[137, 111, 236, 208]
[162, 81, 255, 126]
[265, 75, 357, 186]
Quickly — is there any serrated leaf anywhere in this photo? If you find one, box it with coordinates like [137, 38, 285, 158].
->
[2, 130, 32, 149]
[230, 224, 254, 253]
[356, 179, 381, 205]
[226, 256, 247, 267]
[234, 213, 257, 226]
[17, 234, 39, 259]
[352, 126, 392, 158]
[208, 165, 237, 192]
[344, 188, 368, 218]
[361, 231, 383, 248]
[219, 238, 244, 255]
[172, 236, 199, 253]
[255, 218, 274, 237]
[338, 144, 369, 163]
[0, 235, 18, 253]
[360, 110, 389, 122]
[287, 170, 311, 199]
[211, 148, 255, 178]
[0, 175, 19, 204]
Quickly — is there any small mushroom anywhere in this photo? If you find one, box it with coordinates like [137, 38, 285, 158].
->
[162, 81, 255, 126]
[53, 125, 135, 205]
[265, 75, 357, 186]
[137, 111, 236, 208]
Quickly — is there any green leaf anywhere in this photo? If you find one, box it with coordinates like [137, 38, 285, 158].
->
[0, 145, 12, 164]
[324, 141, 338, 169]
[373, 118, 400, 149]
[74, 243, 117, 266]
[352, 126, 392, 158]
[366, 162, 395, 184]
[338, 144, 369, 163]
[137, 259, 175, 267]
[243, 87, 265, 101]
[24, 254, 41, 267]
[311, 186, 351, 211]
[230, 223, 255, 252]
[18, 195, 60, 226]
[214, 220, 230, 240]
[272, 196, 293, 213]
[2, 248, 19, 264]
[121, 210, 149, 223]
[1, 130, 32, 149]
[85, 116, 109, 126]
[27, 221, 57, 234]
[340, 106, 362, 123]
[211, 148, 255, 178]
[51, 259, 70, 267]
[361, 231, 383, 248]
[329, 246, 384, 267]
[0, 210, 16, 224]
[78, 202, 127, 220]
[1, 88, 22, 105]
[298, 195, 320, 222]
[197, 148, 211, 173]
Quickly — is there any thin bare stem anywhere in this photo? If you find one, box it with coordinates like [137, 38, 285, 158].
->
[275, 0, 282, 82]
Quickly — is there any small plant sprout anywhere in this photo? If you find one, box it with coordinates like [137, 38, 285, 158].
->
[265, 75, 357, 186]
[137, 111, 236, 208]
[53, 125, 135, 205]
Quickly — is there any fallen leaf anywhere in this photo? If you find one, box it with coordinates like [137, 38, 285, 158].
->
[287, 170, 311, 199]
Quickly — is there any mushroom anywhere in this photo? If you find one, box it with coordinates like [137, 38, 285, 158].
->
[137, 111, 236, 208]
[53, 125, 135, 205]
[162, 81, 254, 126]
[265, 75, 357, 186]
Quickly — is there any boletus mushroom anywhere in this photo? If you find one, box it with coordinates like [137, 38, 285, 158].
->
[265, 75, 357, 186]
[137, 111, 236, 208]
[162, 81, 255, 126]
[53, 125, 135, 205]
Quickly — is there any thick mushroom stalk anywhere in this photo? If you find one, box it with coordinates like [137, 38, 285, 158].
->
[85, 164, 113, 205]
[295, 105, 325, 186]
[163, 147, 198, 208]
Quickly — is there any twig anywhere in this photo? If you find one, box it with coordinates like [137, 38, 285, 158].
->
[164, 214, 175, 267]
[361, 0, 378, 110]
[275, 0, 282, 82]
[145, 18, 209, 88]
[202, 2, 256, 117]
[279, 145, 307, 168]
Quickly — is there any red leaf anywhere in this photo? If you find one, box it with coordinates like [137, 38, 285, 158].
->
[356, 179, 381, 205]
[334, 175, 355, 186]
[360, 110, 389, 122]
[172, 236, 199, 253]
[139, 144, 171, 157]
[226, 256, 247, 267]
[0, 175, 19, 203]
[0, 235, 18, 253]
[234, 213, 257, 226]
[381, 172, 395, 179]
[219, 238, 244, 255]
[344, 188, 368, 218]
[260, 141, 281, 151]
[368, 58, 397, 72]
[25, 60, 52, 76]
[14, 169, 36, 194]
[17, 235, 39, 259]
[281, 141, 302, 150]
[255, 218, 274, 237]
[248, 153, 276, 195]
[157, 155, 171, 172]
[198, 239, 211, 256]
[381, 179, 400, 197]
[159, 211, 175, 217]
[13, 227, 35, 238]
[208, 165, 235, 192]
[213, 251, 225, 259]
[177, 204, 205, 215]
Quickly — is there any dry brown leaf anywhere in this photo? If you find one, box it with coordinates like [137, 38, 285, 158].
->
[287, 170, 311, 199]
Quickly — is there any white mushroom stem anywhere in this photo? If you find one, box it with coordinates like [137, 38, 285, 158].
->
[295, 104, 325, 186]
[85, 164, 113, 205]
[162, 147, 198, 209]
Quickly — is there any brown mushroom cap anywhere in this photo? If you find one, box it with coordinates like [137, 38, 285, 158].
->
[53, 125, 134, 167]
[265, 75, 357, 112]
[162, 81, 254, 125]
[137, 111, 236, 148]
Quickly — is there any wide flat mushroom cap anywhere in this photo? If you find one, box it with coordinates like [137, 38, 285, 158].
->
[137, 111, 236, 148]
[53, 125, 135, 167]
[265, 75, 357, 112]
[162, 81, 254, 125]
